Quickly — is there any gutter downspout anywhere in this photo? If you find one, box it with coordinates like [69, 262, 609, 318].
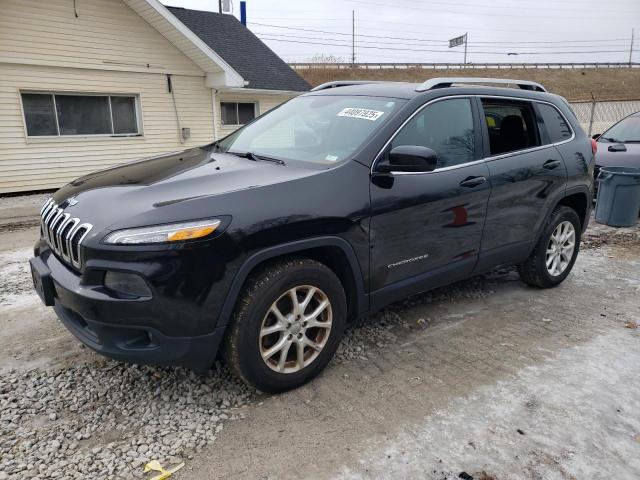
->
[167, 74, 185, 144]
[212, 88, 219, 141]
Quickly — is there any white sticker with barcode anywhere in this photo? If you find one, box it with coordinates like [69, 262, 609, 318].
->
[337, 108, 385, 121]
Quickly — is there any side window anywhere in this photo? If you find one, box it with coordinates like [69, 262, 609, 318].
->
[21, 93, 140, 137]
[481, 99, 540, 155]
[221, 102, 256, 126]
[536, 103, 572, 143]
[390, 98, 475, 168]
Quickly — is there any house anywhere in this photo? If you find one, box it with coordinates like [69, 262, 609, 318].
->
[0, 0, 310, 194]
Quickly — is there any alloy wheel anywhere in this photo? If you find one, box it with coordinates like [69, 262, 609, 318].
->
[545, 221, 576, 277]
[259, 285, 333, 373]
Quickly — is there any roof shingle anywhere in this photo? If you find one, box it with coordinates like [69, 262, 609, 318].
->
[167, 6, 310, 92]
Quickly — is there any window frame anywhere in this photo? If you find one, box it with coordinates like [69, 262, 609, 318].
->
[532, 101, 575, 145]
[372, 94, 575, 175]
[220, 101, 258, 127]
[476, 96, 575, 160]
[372, 95, 484, 174]
[478, 97, 542, 157]
[19, 90, 144, 139]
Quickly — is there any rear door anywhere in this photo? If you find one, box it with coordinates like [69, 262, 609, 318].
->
[477, 97, 568, 269]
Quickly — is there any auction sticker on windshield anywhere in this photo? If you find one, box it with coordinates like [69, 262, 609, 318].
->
[337, 108, 385, 121]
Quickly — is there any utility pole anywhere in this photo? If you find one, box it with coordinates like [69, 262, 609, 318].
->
[218, 0, 222, 13]
[352, 10, 355, 67]
[464, 32, 468, 66]
[630, 28, 635, 68]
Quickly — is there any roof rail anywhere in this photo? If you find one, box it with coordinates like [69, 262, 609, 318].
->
[416, 77, 546, 92]
[311, 80, 383, 91]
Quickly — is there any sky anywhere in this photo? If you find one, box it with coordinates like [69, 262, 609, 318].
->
[160, 0, 640, 65]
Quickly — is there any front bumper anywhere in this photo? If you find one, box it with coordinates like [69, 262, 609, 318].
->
[31, 244, 232, 371]
[53, 301, 225, 371]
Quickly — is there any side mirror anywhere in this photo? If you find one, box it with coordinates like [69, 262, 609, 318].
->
[592, 134, 601, 140]
[378, 145, 438, 173]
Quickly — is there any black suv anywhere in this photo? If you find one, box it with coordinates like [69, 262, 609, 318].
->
[30, 78, 594, 392]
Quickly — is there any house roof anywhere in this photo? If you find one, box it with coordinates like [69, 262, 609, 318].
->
[123, 0, 244, 87]
[167, 7, 310, 92]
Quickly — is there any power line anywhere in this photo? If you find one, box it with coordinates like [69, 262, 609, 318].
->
[251, 31, 629, 50]
[250, 17, 623, 36]
[257, 36, 630, 55]
[250, 22, 631, 46]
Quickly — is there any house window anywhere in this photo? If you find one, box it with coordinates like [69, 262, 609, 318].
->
[221, 102, 256, 126]
[21, 92, 141, 137]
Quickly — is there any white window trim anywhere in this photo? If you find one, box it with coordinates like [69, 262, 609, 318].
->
[220, 101, 258, 127]
[19, 90, 145, 140]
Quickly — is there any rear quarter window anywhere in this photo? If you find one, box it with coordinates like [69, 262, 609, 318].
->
[536, 103, 573, 143]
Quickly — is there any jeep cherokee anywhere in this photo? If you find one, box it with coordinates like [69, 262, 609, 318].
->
[30, 77, 594, 393]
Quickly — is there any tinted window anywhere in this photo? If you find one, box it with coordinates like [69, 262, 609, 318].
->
[481, 99, 540, 155]
[537, 103, 572, 143]
[390, 98, 475, 168]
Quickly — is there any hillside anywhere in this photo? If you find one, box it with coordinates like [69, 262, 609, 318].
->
[296, 67, 640, 101]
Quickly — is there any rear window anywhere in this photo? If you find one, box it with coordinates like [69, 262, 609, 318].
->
[481, 99, 540, 156]
[536, 103, 572, 143]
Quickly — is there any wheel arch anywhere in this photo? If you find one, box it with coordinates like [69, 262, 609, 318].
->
[556, 186, 592, 233]
[216, 237, 368, 329]
[531, 186, 591, 255]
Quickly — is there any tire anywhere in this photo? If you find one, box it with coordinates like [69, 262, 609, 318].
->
[517, 205, 582, 289]
[222, 257, 347, 393]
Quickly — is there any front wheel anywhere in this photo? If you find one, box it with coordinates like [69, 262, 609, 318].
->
[222, 258, 347, 393]
[517, 206, 581, 288]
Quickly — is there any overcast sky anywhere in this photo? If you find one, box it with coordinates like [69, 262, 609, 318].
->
[160, 0, 639, 64]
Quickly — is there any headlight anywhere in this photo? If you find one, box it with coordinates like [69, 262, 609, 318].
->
[104, 219, 221, 245]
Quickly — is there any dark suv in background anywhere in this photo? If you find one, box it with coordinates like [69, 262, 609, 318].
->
[31, 77, 594, 393]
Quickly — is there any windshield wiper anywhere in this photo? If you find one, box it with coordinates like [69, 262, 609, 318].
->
[228, 151, 285, 165]
[601, 136, 624, 143]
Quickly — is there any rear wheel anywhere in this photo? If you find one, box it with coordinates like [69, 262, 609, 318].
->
[222, 257, 347, 393]
[517, 206, 581, 288]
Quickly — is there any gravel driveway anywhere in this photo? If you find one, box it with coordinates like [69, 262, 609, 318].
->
[1, 213, 639, 480]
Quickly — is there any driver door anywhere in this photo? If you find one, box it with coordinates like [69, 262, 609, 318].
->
[369, 97, 491, 308]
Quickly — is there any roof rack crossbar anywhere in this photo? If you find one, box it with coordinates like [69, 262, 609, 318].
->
[416, 77, 546, 93]
[311, 80, 383, 91]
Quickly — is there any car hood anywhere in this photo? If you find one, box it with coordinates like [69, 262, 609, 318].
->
[51, 146, 319, 235]
[595, 141, 640, 168]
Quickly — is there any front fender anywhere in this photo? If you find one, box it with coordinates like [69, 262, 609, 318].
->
[215, 236, 368, 328]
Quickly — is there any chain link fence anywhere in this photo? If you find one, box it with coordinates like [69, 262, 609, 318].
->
[569, 99, 640, 137]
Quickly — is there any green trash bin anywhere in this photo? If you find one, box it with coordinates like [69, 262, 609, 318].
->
[595, 166, 640, 227]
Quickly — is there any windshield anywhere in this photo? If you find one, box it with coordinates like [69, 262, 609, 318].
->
[600, 115, 640, 143]
[217, 95, 406, 164]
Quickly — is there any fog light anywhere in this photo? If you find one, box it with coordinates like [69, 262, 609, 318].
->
[104, 271, 151, 298]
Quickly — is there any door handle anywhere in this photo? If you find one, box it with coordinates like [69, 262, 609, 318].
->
[459, 176, 487, 188]
[543, 159, 562, 170]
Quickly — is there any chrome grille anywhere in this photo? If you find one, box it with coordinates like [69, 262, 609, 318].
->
[40, 198, 93, 269]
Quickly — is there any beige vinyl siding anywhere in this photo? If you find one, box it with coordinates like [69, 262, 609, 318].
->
[216, 93, 296, 138]
[0, 64, 214, 193]
[0, 0, 203, 76]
